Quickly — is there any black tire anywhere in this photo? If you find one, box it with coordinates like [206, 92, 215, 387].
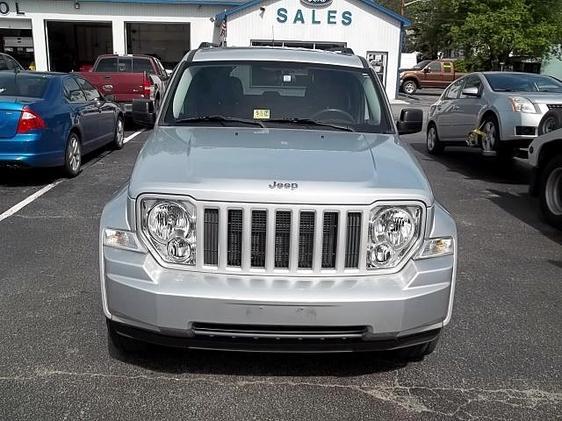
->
[539, 155, 562, 230]
[538, 110, 562, 136]
[402, 79, 418, 95]
[426, 123, 444, 154]
[396, 336, 439, 361]
[112, 116, 125, 150]
[481, 115, 512, 162]
[63, 131, 82, 178]
[107, 319, 146, 357]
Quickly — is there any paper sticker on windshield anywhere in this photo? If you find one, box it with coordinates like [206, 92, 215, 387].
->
[253, 109, 271, 120]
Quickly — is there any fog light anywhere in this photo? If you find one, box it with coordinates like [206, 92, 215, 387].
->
[369, 243, 394, 265]
[167, 237, 192, 262]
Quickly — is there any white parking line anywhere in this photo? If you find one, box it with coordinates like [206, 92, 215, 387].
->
[0, 129, 146, 223]
[124, 129, 144, 144]
[0, 181, 63, 223]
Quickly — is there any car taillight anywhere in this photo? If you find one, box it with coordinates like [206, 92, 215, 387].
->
[143, 76, 153, 98]
[17, 107, 46, 133]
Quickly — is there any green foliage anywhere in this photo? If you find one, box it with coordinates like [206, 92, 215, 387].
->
[401, 0, 562, 70]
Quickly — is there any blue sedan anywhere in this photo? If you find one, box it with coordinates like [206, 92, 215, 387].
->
[0, 71, 124, 177]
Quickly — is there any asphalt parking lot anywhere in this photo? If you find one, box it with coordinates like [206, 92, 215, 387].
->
[0, 112, 560, 420]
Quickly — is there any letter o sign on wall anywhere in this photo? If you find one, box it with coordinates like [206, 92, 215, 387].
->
[0, 2, 10, 15]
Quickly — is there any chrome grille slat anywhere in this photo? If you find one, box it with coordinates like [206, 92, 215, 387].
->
[289, 211, 300, 271]
[312, 211, 323, 272]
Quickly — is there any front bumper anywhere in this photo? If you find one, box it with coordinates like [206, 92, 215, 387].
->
[499, 110, 544, 142]
[102, 246, 454, 351]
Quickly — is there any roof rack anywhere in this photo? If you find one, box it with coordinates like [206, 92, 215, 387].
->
[199, 42, 220, 49]
[326, 47, 355, 55]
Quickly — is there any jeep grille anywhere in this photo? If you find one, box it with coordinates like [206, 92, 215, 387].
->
[200, 203, 368, 274]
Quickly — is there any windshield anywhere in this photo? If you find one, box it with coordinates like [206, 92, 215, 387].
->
[413, 60, 431, 70]
[162, 61, 393, 133]
[0, 73, 50, 98]
[484, 73, 562, 93]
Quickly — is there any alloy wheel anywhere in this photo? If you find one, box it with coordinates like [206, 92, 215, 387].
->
[427, 126, 436, 151]
[541, 116, 558, 134]
[116, 118, 124, 146]
[403, 81, 416, 95]
[482, 121, 496, 153]
[545, 167, 562, 216]
[68, 135, 81, 172]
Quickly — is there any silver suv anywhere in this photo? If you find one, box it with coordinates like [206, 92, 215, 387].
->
[100, 47, 457, 359]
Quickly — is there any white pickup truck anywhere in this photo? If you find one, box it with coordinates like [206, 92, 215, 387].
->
[528, 109, 562, 229]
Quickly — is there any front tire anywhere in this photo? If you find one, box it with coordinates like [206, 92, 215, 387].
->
[426, 124, 444, 154]
[396, 336, 439, 361]
[481, 115, 512, 162]
[112, 116, 125, 150]
[107, 320, 146, 357]
[539, 155, 562, 229]
[63, 132, 82, 178]
[539, 110, 562, 135]
[402, 80, 417, 95]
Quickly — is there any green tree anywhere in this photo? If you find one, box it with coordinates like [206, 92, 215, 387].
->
[451, 0, 562, 70]
[396, 0, 562, 70]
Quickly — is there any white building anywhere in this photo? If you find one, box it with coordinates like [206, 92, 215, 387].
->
[0, 0, 409, 99]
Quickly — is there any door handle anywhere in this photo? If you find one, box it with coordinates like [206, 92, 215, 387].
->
[104, 76, 111, 80]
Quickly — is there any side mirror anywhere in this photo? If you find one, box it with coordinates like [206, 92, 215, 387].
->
[132, 99, 155, 128]
[462, 86, 480, 97]
[397, 108, 424, 135]
[423, 67, 430, 73]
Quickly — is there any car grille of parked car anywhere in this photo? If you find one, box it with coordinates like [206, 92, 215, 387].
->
[200, 203, 368, 274]
[547, 104, 562, 110]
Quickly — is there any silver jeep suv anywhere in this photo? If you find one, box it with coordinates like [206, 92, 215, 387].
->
[100, 47, 457, 359]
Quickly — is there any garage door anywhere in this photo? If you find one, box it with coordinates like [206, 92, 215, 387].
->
[126, 22, 190, 71]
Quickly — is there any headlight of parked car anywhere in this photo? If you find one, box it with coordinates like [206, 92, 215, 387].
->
[139, 198, 196, 265]
[510, 96, 538, 114]
[367, 205, 422, 269]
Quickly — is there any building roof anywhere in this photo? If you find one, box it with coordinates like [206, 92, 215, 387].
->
[215, 0, 411, 27]
[191, 46, 365, 68]
[80, 0, 245, 5]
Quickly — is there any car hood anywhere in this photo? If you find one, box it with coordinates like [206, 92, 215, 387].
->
[128, 127, 434, 206]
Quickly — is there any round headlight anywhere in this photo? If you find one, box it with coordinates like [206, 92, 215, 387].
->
[147, 202, 191, 244]
[371, 208, 415, 249]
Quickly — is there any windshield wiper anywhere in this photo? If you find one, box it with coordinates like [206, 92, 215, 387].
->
[266, 118, 355, 132]
[174, 115, 265, 128]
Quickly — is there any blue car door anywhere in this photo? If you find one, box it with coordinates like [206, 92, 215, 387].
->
[63, 77, 97, 151]
[76, 76, 114, 145]
[63, 76, 93, 148]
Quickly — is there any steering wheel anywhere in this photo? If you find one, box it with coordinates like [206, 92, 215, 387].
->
[310, 108, 355, 124]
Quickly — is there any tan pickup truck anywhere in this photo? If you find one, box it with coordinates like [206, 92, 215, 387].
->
[400, 59, 465, 95]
